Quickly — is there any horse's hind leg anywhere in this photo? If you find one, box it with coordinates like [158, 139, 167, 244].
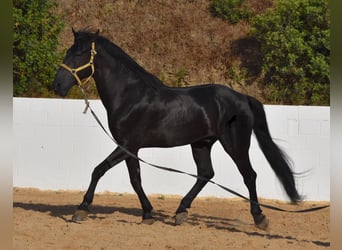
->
[175, 139, 215, 225]
[72, 147, 128, 221]
[219, 117, 268, 230]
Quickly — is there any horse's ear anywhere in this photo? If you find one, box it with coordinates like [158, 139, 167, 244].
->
[72, 27, 78, 37]
[95, 29, 100, 37]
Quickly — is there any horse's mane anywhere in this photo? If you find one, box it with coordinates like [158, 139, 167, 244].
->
[76, 30, 165, 90]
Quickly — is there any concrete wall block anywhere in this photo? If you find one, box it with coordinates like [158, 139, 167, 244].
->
[287, 119, 299, 136]
[321, 120, 330, 136]
[264, 106, 288, 136]
[13, 98, 30, 113]
[299, 119, 321, 135]
[61, 99, 85, 113]
[60, 112, 74, 126]
[13, 110, 29, 125]
[291, 149, 318, 173]
[287, 135, 307, 149]
[30, 98, 62, 113]
[298, 106, 330, 120]
[21, 109, 48, 125]
[13, 124, 34, 140]
[305, 136, 329, 150]
[47, 110, 64, 126]
[265, 105, 300, 137]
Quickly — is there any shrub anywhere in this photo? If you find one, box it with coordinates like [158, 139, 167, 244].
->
[211, 0, 252, 24]
[13, 0, 64, 97]
[250, 0, 330, 105]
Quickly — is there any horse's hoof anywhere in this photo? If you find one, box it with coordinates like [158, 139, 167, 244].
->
[175, 212, 188, 225]
[142, 218, 155, 225]
[255, 215, 269, 230]
[72, 209, 89, 222]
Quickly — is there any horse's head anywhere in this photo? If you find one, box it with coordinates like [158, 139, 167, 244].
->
[53, 28, 99, 97]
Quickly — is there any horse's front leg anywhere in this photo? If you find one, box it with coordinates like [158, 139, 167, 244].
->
[126, 156, 154, 224]
[72, 147, 128, 221]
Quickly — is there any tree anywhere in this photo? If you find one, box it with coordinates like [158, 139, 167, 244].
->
[13, 0, 64, 96]
[250, 0, 329, 105]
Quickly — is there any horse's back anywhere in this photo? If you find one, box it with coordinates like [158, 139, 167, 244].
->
[176, 83, 252, 117]
[153, 84, 251, 142]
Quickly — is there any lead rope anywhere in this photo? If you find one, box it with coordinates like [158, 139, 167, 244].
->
[78, 88, 329, 213]
[79, 86, 90, 114]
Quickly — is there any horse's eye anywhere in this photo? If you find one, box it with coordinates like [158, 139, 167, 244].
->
[66, 44, 85, 57]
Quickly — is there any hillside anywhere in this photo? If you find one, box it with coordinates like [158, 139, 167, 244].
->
[56, 0, 273, 101]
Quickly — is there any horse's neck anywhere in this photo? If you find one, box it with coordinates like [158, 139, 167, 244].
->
[93, 58, 150, 112]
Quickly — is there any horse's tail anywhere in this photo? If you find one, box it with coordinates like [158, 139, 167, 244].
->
[247, 96, 301, 202]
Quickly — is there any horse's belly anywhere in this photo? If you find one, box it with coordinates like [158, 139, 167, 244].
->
[143, 119, 214, 147]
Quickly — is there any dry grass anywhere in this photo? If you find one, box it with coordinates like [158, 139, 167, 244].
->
[56, 0, 273, 101]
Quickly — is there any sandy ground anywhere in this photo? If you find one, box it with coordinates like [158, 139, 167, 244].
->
[13, 188, 330, 249]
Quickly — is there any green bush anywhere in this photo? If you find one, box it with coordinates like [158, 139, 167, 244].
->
[250, 0, 329, 105]
[13, 0, 64, 97]
[211, 0, 252, 24]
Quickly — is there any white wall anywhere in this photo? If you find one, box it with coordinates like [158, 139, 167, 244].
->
[13, 98, 330, 201]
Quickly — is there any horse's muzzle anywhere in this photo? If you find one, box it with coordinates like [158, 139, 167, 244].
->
[52, 81, 68, 97]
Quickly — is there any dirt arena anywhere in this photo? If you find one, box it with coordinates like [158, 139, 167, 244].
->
[13, 188, 329, 249]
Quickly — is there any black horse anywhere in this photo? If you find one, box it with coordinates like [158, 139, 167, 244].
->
[53, 29, 301, 229]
